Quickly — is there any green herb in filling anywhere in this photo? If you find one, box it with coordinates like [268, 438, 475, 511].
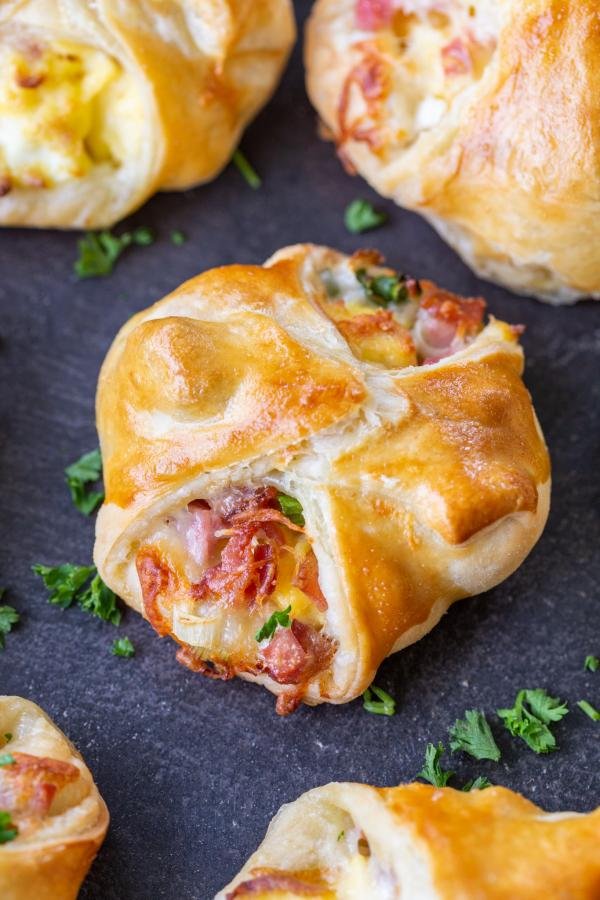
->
[255, 606, 292, 643]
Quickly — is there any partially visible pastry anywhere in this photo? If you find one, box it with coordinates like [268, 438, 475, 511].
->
[94, 243, 550, 714]
[0, 696, 108, 900]
[217, 781, 600, 898]
[305, 0, 600, 303]
[0, 0, 295, 228]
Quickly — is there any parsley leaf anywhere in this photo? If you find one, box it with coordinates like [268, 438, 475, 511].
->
[277, 493, 305, 527]
[3, 734, 12, 743]
[32, 563, 95, 608]
[363, 685, 395, 716]
[577, 700, 600, 721]
[78, 575, 121, 626]
[0, 811, 18, 844]
[344, 199, 388, 234]
[449, 709, 501, 761]
[417, 742, 454, 787]
[171, 230, 186, 246]
[0, 754, 15, 767]
[356, 268, 409, 306]
[74, 227, 154, 278]
[0, 596, 19, 650]
[112, 636, 135, 658]
[255, 606, 292, 643]
[33, 564, 120, 625]
[232, 149, 261, 189]
[498, 689, 568, 754]
[65, 448, 104, 515]
[584, 655, 599, 673]
[462, 776, 492, 791]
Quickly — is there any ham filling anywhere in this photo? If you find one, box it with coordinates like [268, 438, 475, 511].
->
[136, 487, 334, 714]
[0, 752, 79, 836]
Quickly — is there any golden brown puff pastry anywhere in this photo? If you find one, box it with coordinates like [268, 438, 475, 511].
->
[0, 0, 295, 229]
[305, 0, 600, 304]
[0, 696, 109, 900]
[216, 781, 600, 899]
[94, 243, 550, 714]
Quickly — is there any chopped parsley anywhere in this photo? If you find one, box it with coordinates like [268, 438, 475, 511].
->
[170, 230, 186, 246]
[417, 742, 454, 788]
[255, 605, 292, 643]
[65, 448, 104, 515]
[74, 226, 154, 278]
[356, 268, 409, 306]
[584, 655, 599, 673]
[449, 709, 501, 762]
[462, 776, 492, 792]
[497, 689, 568, 754]
[577, 700, 600, 721]
[277, 493, 305, 527]
[0, 596, 19, 650]
[232, 149, 261, 189]
[319, 268, 340, 298]
[337, 830, 345, 842]
[3, 734, 11, 743]
[344, 199, 388, 234]
[112, 636, 135, 658]
[33, 564, 121, 625]
[362, 685, 395, 716]
[0, 811, 18, 844]
[0, 754, 15, 767]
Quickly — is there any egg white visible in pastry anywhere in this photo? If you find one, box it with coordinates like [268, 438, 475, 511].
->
[94, 243, 550, 715]
[305, 0, 600, 303]
[0, 696, 109, 900]
[0, 0, 295, 228]
[216, 781, 600, 899]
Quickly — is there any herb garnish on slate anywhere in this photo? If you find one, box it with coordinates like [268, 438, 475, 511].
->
[232, 149, 261, 189]
[417, 742, 454, 787]
[362, 685, 396, 716]
[577, 700, 600, 721]
[0, 594, 19, 650]
[75, 226, 154, 278]
[498, 689, 569, 753]
[344, 199, 388, 234]
[112, 637, 135, 658]
[65, 448, 104, 515]
[449, 709, 501, 762]
[33, 564, 121, 625]
[584, 655, 599, 672]
[462, 776, 492, 792]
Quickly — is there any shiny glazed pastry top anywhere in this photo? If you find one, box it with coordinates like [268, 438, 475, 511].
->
[0, 695, 109, 900]
[305, 0, 600, 303]
[0, 0, 295, 228]
[94, 243, 550, 714]
[216, 781, 600, 898]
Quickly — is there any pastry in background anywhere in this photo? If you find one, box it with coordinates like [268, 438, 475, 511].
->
[305, 0, 600, 303]
[217, 781, 600, 898]
[0, 695, 108, 900]
[0, 0, 295, 228]
[94, 243, 550, 715]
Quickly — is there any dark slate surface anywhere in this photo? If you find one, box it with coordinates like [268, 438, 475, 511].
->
[0, 2, 599, 897]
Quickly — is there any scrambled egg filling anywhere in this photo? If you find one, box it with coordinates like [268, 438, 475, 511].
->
[0, 40, 136, 191]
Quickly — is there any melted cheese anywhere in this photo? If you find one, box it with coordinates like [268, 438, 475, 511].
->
[236, 856, 395, 899]
[0, 40, 140, 189]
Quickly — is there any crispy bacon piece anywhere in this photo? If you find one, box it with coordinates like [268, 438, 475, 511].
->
[441, 38, 473, 77]
[293, 551, 327, 612]
[356, 0, 393, 31]
[136, 549, 178, 636]
[176, 645, 234, 680]
[228, 871, 327, 898]
[260, 620, 334, 686]
[0, 752, 79, 821]
[15, 70, 45, 88]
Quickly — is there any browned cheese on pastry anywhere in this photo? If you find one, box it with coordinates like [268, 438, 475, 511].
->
[216, 781, 600, 899]
[94, 244, 550, 713]
[0, 696, 109, 900]
[305, 0, 600, 303]
[0, 0, 295, 228]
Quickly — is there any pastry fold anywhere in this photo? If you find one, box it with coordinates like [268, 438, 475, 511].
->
[0, 695, 109, 900]
[0, 0, 295, 228]
[94, 243, 550, 713]
[216, 781, 600, 898]
[305, 0, 600, 303]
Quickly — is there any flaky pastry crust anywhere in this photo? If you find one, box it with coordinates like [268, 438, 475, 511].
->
[305, 0, 600, 303]
[0, 696, 109, 900]
[0, 0, 295, 228]
[94, 243, 550, 710]
[217, 781, 600, 898]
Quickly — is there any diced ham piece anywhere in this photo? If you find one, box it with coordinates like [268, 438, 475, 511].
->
[227, 872, 326, 898]
[181, 501, 225, 568]
[414, 282, 485, 363]
[0, 752, 79, 822]
[356, 0, 393, 30]
[259, 620, 333, 686]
